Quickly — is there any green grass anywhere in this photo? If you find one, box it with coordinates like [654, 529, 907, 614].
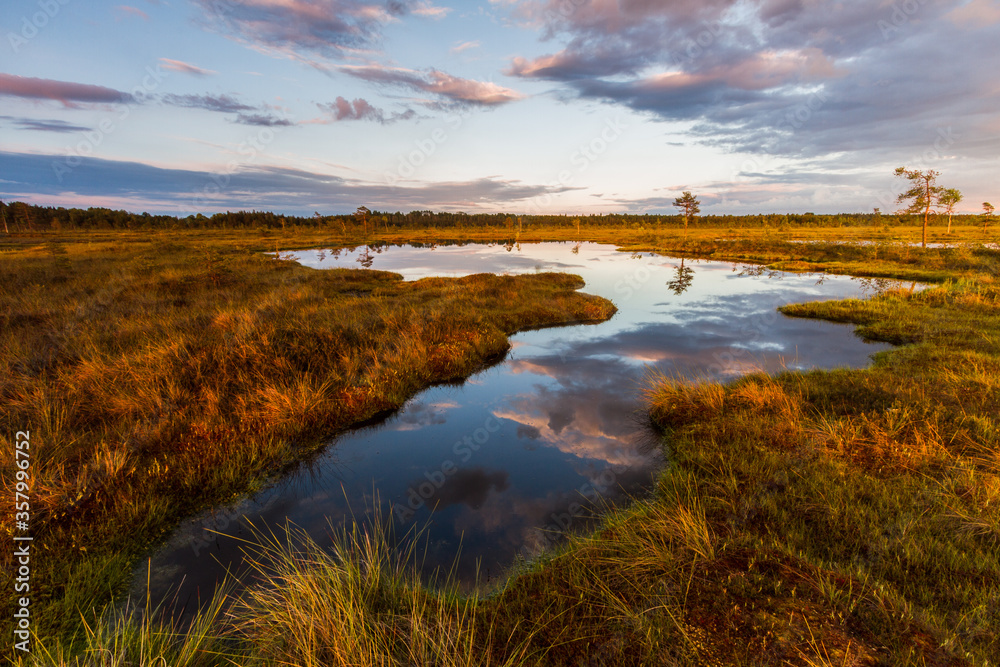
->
[3, 224, 1000, 665]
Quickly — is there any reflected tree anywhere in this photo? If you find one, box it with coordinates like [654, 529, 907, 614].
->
[737, 264, 783, 280]
[357, 245, 375, 268]
[666, 259, 695, 295]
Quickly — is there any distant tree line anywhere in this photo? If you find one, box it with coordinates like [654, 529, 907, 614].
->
[0, 199, 992, 234]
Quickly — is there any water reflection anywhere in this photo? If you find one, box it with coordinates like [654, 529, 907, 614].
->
[666, 258, 695, 295]
[140, 242, 898, 614]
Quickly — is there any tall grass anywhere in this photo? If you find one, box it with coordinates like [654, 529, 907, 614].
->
[28, 513, 543, 667]
[0, 231, 615, 645]
[235, 517, 541, 667]
[636, 271, 1000, 664]
[30, 580, 234, 667]
[3, 226, 998, 665]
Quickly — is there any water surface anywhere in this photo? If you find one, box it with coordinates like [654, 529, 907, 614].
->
[139, 242, 896, 609]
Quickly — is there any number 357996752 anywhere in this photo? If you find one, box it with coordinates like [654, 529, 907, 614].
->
[15, 430, 30, 523]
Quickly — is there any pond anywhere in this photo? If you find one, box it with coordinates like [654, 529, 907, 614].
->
[135, 242, 897, 612]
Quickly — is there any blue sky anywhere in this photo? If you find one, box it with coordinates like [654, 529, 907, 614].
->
[1, 0, 998, 216]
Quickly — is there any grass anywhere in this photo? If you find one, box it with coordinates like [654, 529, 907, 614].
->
[0, 228, 614, 648]
[3, 222, 1000, 665]
[629, 270, 1000, 663]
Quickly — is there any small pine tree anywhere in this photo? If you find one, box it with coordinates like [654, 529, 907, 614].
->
[672, 191, 701, 232]
[894, 167, 944, 248]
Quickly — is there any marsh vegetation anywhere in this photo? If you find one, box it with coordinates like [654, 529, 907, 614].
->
[1, 214, 999, 665]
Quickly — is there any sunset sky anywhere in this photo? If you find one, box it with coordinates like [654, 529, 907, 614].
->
[2, 0, 998, 216]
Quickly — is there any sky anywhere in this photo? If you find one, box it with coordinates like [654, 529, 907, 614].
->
[1, 0, 998, 216]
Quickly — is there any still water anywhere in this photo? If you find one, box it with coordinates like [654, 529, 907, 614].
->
[137, 242, 895, 609]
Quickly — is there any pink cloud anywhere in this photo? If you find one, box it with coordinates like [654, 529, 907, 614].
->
[949, 0, 1000, 26]
[340, 64, 525, 106]
[159, 58, 217, 77]
[0, 73, 131, 107]
[412, 1, 451, 19]
[450, 40, 480, 54]
[322, 96, 386, 122]
[115, 5, 150, 20]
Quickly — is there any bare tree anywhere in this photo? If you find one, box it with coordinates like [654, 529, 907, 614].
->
[894, 167, 944, 249]
[939, 188, 963, 234]
[672, 191, 701, 233]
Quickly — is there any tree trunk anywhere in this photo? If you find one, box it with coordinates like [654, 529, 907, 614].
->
[923, 199, 929, 249]
[922, 177, 932, 249]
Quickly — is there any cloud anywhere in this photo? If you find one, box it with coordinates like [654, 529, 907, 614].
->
[0, 74, 289, 127]
[949, 0, 1000, 26]
[194, 0, 453, 61]
[498, 0, 1000, 164]
[193, 0, 407, 60]
[411, 1, 450, 19]
[319, 96, 386, 122]
[159, 93, 292, 125]
[233, 112, 295, 127]
[0, 151, 577, 215]
[340, 64, 525, 106]
[411, 467, 510, 510]
[160, 92, 255, 113]
[450, 40, 480, 54]
[0, 116, 92, 133]
[159, 58, 217, 77]
[115, 5, 149, 20]
[311, 96, 417, 124]
[0, 73, 132, 107]
[191, 1, 519, 111]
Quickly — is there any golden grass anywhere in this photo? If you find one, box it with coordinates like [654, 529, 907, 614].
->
[0, 232, 616, 644]
[3, 224, 999, 665]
